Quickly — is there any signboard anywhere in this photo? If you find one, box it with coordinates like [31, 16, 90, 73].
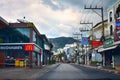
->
[0, 44, 34, 52]
[116, 21, 120, 29]
[103, 38, 114, 48]
[24, 44, 34, 51]
[81, 37, 89, 45]
[92, 41, 102, 49]
[0, 44, 43, 54]
[0, 45, 23, 51]
[114, 20, 120, 41]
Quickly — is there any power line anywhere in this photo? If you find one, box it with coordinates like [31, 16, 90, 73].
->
[84, 5, 105, 37]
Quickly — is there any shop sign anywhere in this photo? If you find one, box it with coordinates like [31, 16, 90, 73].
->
[24, 44, 34, 51]
[103, 38, 114, 48]
[92, 41, 102, 49]
[0, 45, 23, 51]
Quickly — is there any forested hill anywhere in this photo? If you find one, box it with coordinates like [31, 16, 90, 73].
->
[49, 37, 79, 51]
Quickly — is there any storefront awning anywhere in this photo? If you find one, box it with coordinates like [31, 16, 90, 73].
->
[98, 45, 117, 52]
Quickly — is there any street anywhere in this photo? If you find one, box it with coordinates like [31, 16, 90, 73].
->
[37, 63, 120, 80]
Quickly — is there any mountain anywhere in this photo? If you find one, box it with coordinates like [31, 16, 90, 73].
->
[49, 37, 79, 51]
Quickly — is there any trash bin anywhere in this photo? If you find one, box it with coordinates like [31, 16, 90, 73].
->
[15, 60, 20, 67]
[20, 60, 24, 67]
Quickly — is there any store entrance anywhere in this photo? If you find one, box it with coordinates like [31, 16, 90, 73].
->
[5, 51, 29, 67]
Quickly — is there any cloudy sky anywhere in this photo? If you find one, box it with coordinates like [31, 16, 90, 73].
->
[0, 0, 118, 38]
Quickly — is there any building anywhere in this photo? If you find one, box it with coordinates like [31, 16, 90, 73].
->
[84, 20, 108, 66]
[0, 17, 53, 68]
[94, 0, 120, 70]
[40, 34, 53, 65]
[101, 0, 120, 70]
[93, 20, 108, 39]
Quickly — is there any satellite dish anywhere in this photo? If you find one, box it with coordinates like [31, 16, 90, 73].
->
[17, 19, 29, 23]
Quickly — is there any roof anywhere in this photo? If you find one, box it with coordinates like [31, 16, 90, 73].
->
[9, 22, 41, 36]
[93, 19, 108, 29]
[40, 34, 48, 42]
[0, 16, 9, 26]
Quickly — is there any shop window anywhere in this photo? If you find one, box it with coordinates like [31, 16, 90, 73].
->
[109, 12, 112, 22]
[110, 25, 113, 36]
[0, 28, 30, 43]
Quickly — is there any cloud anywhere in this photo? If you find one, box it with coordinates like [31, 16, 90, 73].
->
[0, 0, 118, 38]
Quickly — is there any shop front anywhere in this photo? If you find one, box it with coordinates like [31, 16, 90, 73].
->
[0, 43, 42, 68]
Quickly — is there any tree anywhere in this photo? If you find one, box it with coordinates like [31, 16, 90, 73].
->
[56, 51, 67, 62]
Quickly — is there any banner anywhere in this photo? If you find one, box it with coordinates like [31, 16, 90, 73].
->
[81, 37, 88, 45]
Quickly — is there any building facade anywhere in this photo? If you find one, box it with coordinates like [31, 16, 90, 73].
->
[0, 17, 53, 68]
[105, 0, 120, 70]
[87, 20, 108, 66]
[92, 0, 120, 70]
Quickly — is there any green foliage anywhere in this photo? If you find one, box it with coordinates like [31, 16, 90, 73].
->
[56, 51, 67, 61]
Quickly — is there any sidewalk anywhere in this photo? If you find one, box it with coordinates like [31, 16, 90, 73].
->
[0, 63, 60, 80]
[80, 64, 120, 75]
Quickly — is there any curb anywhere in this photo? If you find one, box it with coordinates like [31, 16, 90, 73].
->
[81, 65, 120, 75]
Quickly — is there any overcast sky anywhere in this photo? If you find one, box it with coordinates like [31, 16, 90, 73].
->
[0, 0, 118, 38]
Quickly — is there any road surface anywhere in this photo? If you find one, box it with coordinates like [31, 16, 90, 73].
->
[37, 63, 120, 80]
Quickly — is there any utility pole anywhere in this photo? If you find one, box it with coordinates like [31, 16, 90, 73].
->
[84, 5, 104, 37]
[80, 22, 93, 65]
[73, 33, 82, 64]
[84, 5, 105, 66]
[80, 22, 93, 40]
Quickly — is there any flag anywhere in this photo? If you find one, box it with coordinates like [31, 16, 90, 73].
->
[81, 37, 89, 45]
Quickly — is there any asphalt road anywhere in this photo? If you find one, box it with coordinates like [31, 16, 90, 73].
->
[37, 63, 120, 80]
